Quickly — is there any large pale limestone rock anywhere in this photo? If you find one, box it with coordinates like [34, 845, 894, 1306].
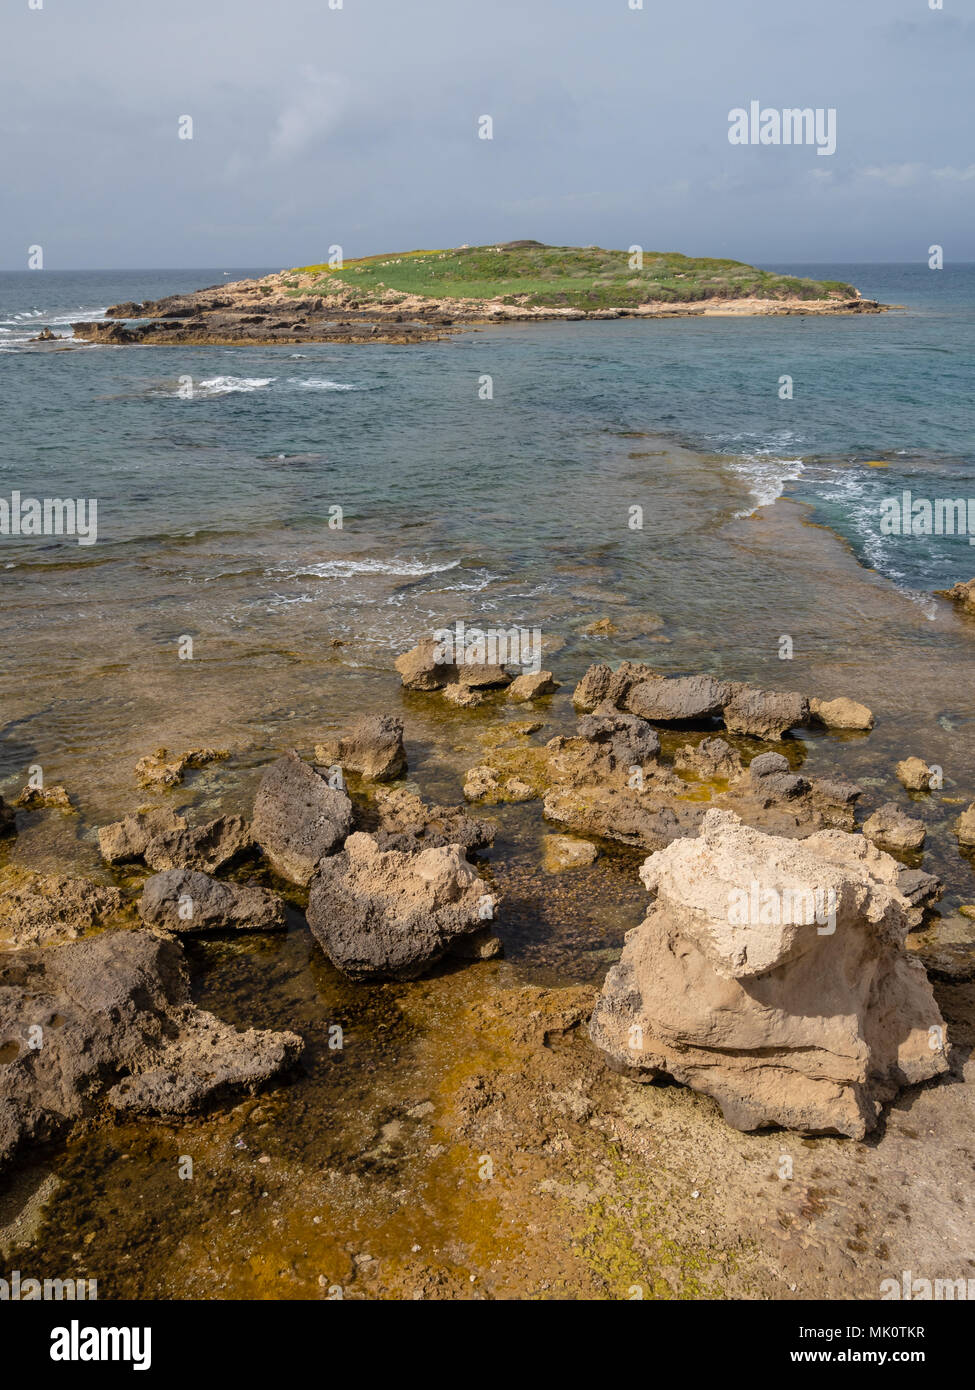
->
[590, 809, 949, 1138]
[810, 696, 875, 731]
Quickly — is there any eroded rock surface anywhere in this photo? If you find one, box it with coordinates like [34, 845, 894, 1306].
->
[135, 747, 228, 789]
[863, 802, 926, 853]
[251, 751, 353, 886]
[314, 714, 407, 783]
[307, 832, 500, 981]
[139, 870, 286, 934]
[369, 786, 493, 855]
[590, 810, 949, 1138]
[0, 868, 127, 949]
[0, 930, 302, 1171]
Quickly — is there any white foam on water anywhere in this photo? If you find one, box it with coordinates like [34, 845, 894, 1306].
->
[285, 557, 461, 580]
[728, 455, 805, 515]
[191, 376, 275, 396]
[287, 378, 360, 391]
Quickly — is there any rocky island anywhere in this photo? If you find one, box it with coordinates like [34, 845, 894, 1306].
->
[73, 241, 887, 347]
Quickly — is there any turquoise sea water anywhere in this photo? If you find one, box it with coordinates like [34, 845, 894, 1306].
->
[1, 262, 972, 602]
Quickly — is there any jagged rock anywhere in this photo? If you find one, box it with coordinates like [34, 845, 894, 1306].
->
[810, 697, 875, 731]
[464, 765, 501, 801]
[142, 815, 252, 873]
[746, 751, 809, 802]
[896, 868, 943, 928]
[585, 617, 618, 636]
[14, 784, 74, 811]
[456, 661, 512, 690]
[576, 702, 660, 767]
[863, 803, 926, 853]
[251, 751, 353, 886]
[0, 868, 127, 949]
[139, 870, 286, 934]
[98, 807, 188, 864]
[939, 577, 975, 615]
[0, 930, 302, 1171]
[544, 784, 691, 851]
[590, 810, 949, 1138]
[722, 684, 809, 741]
[135, 746, 228, 789]
[542, 835, 599, 873]
[306, 832, 500, 981]
[625, 674, 729, 723]
[370, 786, 493, 854]
[674, 738, 744, 781]
[507, 671, 560, 701]
[571, 662, 659, 713]
[394, 638, 458, 691]
[896, 757, 933, 793]
[0, 798, 15, 839]
[443, 682, 485, 708]
[953, 803, 975, 847]
[314, 714, 407, 782]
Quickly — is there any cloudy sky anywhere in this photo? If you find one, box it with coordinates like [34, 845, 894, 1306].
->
[2, 0, 973, 269]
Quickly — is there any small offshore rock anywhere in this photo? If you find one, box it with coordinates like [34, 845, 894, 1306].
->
[896, 757, 933, 793]
[314, 714, 407, 782]
[542, 834, 599, 873]
[251, 750, 353, 886]
[135, 746, 229, 789]
[139, 869, 287, 934]
[862, 802, 926, 853]
[507, 671, 560, 702]
[809, 696, 875, 731]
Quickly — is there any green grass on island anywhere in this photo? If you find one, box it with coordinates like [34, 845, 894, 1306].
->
[286, 241, 856, 309]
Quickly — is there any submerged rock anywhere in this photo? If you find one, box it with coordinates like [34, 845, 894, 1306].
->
[953, 802, 975, 847]
[590, 809, 949, 1138]
[0, 930, 302, 1172]
[895, 757, 934, 793]
[0, 797, 15, 839]
[370, 786, 494, 854]
[307, 832, 500, 981]
[673, 737, 744, 781]
[139, 869, 286, 934]
[0, 868, 127, 949]
[14, 784, 74, 812]
[314, 714, 407, 783]
[863, 802, 926, 853]
[135, 746, 229, 789]
[541, 834, 599, 873]
[810, 697, 875, 731]
[251, 750, 353, 886]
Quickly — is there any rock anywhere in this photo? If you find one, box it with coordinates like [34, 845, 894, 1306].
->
[0, 798, 15, 839]
[862, 803, 926, 853]
[896, 757, 933, 793]
[314, 714, 407, 782]
[306, 832, 500, 981]
[953, 803, 975, 847]
[542, 835, 599, 873]
[507, 671, 560, 701]
[394, 638, 458, 691]
[584, 617, 618, 636]
[0, 867, 127, 949]
[810, 697, 875, 732]
[456, 662, 512, 690]
[896, 868, 943, 928]
[251, 751, 353, 886]
[673, 738, 744, 781]
[135, 746, 228, 789]
[442, 682, 485, 709]
[939, 577, 975, 615]
[142, 815, 252, 873]
[371, 786, 493, 854]
[576, 702, 660, 766]
[746, 751, 809, 802]
[139, 870, 286, 934]
[544, 785, 690, 851]
[0, 930, 302, 1172]
[590, 809, 949, 1138]
[571, 662, 659, 713]
[464, 765, 501, 801]
[722, 684, 809, 741]
[14, 784, 74, 811]
[98, 808, 188, 864]
[625, 674, 729, 723]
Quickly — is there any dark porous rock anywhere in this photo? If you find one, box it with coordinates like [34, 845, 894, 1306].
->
[625, 674, 730, 723]
[307, 832, 500, 981]
[896, 867, 943, 928]
[571, 661, 660, 713]
[0, 867, 127, 949]
[576, 701, 660, 767]
[143, 815, 253, 873]
[251, 750, 353, 886]
[746, 751, 810, 803]
[314, 714, 407, 783]
[0, 930, 302, 1172]
[722, 684, 809, 741]
[370, 786, 494, 855]
[139, 869, 286, 934]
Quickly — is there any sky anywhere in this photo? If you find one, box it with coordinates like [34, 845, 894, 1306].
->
[2, 0, 973, 269]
